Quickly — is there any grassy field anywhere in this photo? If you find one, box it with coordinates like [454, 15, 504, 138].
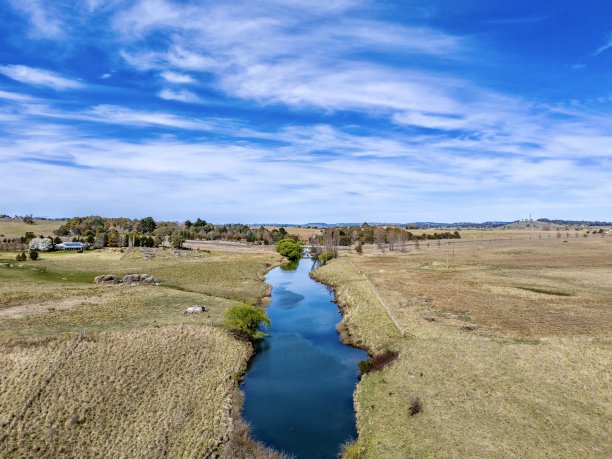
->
[262, 226, 324, 242]
[0, 247, 282, 457]
[313, 235, 612, 458]
[0, 218, 64, 239]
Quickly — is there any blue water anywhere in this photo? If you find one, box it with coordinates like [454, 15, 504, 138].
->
[242, 258, 367, 458]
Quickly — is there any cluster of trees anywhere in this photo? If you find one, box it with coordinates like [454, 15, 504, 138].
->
[52, 216, 297, 249]
[1, 232, 62, 245]
[310, 225, 461, 256]
[182, 221, 292, 245]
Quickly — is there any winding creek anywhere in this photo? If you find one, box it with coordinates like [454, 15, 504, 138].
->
[242, 257, 367, 458]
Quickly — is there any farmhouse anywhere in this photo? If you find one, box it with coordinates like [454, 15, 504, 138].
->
[56, 242, 84, 251]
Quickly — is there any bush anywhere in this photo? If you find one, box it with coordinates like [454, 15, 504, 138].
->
[340, 439, 361, 459]
[223, 304, 270, 341]
[29, 250, 39, 260]
[358, 350, 399, 375]
[318, 251, 335, 263]
[275, 238, 302, 261]
[172, 235, 185, 249]
[358, 359, 373, 375]
[408, 396, 422, 416]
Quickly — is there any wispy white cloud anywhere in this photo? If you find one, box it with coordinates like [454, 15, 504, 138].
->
[87, 104, 209, 129]
[0, 65, 83, 90]
[160, 71, 195, 84]
[113, 0, 466, 115]
[7, 0, 64, 38]
[158, 88, 203, 103]
[593, 35, 612, 56]
[0, 90, 35, 102]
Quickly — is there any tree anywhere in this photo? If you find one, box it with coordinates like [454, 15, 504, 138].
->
[172, 235, 185, 249]
[23, 215, 34, 225]
[137, 217, 157, 234]
[275, 238, 303, 261]
[29, 249, 39, 261]
[223, 304, 270, 340]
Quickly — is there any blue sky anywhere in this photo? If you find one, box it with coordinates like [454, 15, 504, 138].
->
[0, 0, 611, 223]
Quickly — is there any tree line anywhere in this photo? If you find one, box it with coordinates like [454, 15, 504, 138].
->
[51, 216, 297, 249]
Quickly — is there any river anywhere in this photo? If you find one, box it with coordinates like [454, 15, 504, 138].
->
[242, 257, 367, 458]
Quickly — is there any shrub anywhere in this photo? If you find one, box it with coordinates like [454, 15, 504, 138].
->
[223, 304, 270, 341]
[340, 439, 361, 459]
[318, 251, 335, 263]
[172, 235, 185, 249]
[358, 359, 373, 375]
[275, 238, 303, 261]
[408, 396, 422, 416]
[358, 350, 399, 375]
[29, 250, 39, 261]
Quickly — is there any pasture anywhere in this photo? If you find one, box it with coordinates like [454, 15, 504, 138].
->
[0, 247, 281, 457]
[0, 218, 64, 239]
[314, 234, 612, 458]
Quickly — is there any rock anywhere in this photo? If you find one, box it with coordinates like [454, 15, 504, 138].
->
[29, 237, 54, 252]
[123, 273, 161, 284]
[185, 306, 207, 314]
[94, 274, 119, 284]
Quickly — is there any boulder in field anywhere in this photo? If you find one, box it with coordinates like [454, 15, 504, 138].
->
[123, 273, 161, 284]
[94, 274, 120, 284]
[185, 306, 207, 314]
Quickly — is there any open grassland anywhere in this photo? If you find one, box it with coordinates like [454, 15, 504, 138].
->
[313, 236, 612, 458]
[0, 247, 281, 457]
[0, 218, 64, 239]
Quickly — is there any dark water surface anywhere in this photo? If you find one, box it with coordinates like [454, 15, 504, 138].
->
[242, 258, 367, 458]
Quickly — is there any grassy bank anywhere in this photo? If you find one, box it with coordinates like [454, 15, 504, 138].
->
[313, 235, 612, 458]
[0, 247, 282, 457]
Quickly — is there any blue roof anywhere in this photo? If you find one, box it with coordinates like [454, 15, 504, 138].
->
[60, 242, 84, 247]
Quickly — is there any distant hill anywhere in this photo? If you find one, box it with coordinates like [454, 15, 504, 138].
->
[537, 218, 612, 226]
[256, 219, 610, 229]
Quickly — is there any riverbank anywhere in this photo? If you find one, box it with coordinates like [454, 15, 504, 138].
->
[312, 237, 612, 458]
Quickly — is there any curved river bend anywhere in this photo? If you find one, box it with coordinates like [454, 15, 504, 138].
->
[242, 258, 367, 458]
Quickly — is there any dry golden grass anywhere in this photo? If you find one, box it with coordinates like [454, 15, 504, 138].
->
[0, 326, 250, 457]
[0, 218, 64, 239]
[313, 236, 612, 458]
[0, 246, 282, 457]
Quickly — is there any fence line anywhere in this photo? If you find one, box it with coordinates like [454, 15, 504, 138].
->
[345, 257, 404, 337]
